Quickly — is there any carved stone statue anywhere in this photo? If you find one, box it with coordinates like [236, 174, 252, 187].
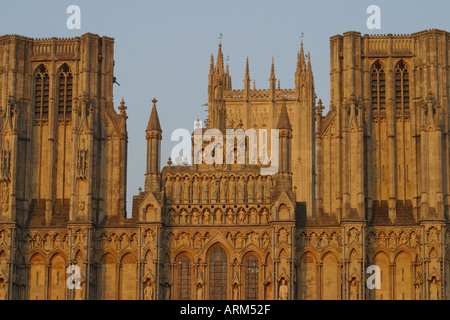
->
[192, 210, 199, 224]
[226, 209, 234, 224]
[220, 177, 227, 203]
[247, 176, 255, 203]
[182, 177, 191, 203]
[233, 283, 239, 300]
[196, 283, 203, 300]
[429, 277, 439, 300]
[144, 281, 154, 300]
[261, 209, 269, 224]
[349, 278, 358, 300]
[210, 177, 218, 203]
[164, 283, 171, 300]
[256, 176, 263, 203]
[278, 279, 288, 300]
[250, 209, 257, 224]
[228, 176, 236, 202]
[238, 209, 245, 224]
[237, 177, 245, 203]
[192, 176, 200, 203]
[201, 177, 209, 203]
[165, 177, 173, 202]
[174, 177, 182, 203]
[203, 210, 211, 224]
[279, 229, 288, 243]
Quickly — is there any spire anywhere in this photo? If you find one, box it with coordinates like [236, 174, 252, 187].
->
[270, 56, 276, 94]
[245, 56, 250, 80]
[147, 98, 161, 132]
[209, 54, 215, 75]
[277, 100, 292, 130]
[270, 56, 276, 80]
[215, 43, 224, 75]
[297, 42, 306, 72]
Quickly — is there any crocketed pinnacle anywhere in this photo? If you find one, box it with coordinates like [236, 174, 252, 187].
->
[215, 43, 224, 75]
[146, 98, 161, 132]
[277, 101, 292, 130]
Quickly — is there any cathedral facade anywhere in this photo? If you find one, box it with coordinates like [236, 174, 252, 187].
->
[0, 29, 449, 300]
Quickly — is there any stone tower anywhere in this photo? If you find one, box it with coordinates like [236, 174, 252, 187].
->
[0, 33, 128, 300]
[0, 33, 127, 227]
[207, 41, 316, 216]
[316, 29, 450, 300]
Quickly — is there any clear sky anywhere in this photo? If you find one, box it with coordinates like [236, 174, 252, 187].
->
[1, 0, 450, 216]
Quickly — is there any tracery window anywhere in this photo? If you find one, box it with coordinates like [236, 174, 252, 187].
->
[371, 60, 385, 111]
[177, 255, 191, 300]
[395, 60, 409, 112]
[244, 254, 259, 300]
[34, 65, 49, 121]
[209, 246, 227, 299]
[58, 63, 73, 120]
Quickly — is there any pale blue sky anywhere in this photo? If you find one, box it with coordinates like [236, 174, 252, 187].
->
[1, 0, 450, 216]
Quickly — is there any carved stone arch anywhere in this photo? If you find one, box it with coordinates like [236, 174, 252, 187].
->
[27, 248, 47, 264]
[237, 241, 259, 257]
[240, 250, 262, 264]
[118, 252, 137, 300]
[394, 58, 408, 71]
[319, 248, 339, 262]
[393, 250, 413, 300]
[205, 242, 231, 262]
[276, 241, 290, 257]
[48, 252, 67, 300]
[321, 251, 340, 300]
[298, 251, 318, 300]
[429, 246, 439, 258]
[347, 246, 360, 259]
[34, 63, 49, 76]
[71, 243, 84, 258]
[56, 62, 73, 74]
[101, 250, 118, 264]
[371, 59, 385, 71]
[144, 249, 153, 261]
[28, 252, 46, 300]
[201, 233, 234, 261]
[172, 246, 196, 261]
[373, 250, 391, 300]
[206, 242, 229, 300]
[48, 249, 68, 264]
[392, 245, 413, 260]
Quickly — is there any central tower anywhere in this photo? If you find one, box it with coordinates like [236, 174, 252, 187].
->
[206, 41, 316, 216]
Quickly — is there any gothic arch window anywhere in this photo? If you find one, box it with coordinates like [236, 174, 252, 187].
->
[371, 60, 385, 111]
[209, 245, 227, 299]
[177, 255, 191, 300]
[395, 60, 409, 112]
[244, 254, 259, 300]
[58, 63, 73, 121]
[34, 64, 49, 121]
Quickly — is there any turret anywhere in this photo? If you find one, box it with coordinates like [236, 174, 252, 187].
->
[277, 101, 292, 175]
[145, 98, 162, 192]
